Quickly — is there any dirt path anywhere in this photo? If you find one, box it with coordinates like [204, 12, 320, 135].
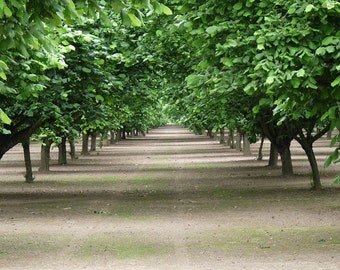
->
[0, 125, 339, 269]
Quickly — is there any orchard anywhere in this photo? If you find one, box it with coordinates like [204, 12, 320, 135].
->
[0, 1, 339, 185]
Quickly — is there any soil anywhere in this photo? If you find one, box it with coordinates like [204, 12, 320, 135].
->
[0, 125, 339, 270]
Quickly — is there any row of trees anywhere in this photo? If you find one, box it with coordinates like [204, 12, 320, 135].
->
[0, 1, 172, 181]
[0, 0, 339, 188]
[155, 0, 339, 189]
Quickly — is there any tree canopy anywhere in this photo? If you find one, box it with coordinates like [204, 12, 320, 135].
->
[0, 0, 339, 187]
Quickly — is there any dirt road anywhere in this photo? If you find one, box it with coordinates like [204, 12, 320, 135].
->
[0, 125, 339, 269]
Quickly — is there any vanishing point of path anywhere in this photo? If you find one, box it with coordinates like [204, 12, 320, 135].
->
[0, 125, 339, 269]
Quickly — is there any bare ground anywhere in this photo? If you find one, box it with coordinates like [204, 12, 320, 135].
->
[0, 125, 339, 269]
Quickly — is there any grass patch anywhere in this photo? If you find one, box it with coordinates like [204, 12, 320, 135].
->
[0, 232, 175, 262]
[41, 175, 162, 182]
[181, 163, 222, 170]
[187, 226, 340, 256]
[0, 233, 69, 258]
[328, 205, 340, 211]
[78, 234, 174, 259]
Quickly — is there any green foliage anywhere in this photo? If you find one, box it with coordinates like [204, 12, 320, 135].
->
[0, 109, 11, 125]
[324, 133, 340, 183]
[0, 0, 339, 185]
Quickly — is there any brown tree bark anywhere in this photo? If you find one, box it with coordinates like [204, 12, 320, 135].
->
[110, 130, 116, 144]
[117, 130, 122, 141]
[268, 142, 278, 167]
[39, 138, 51, 172]
[0, 120, 42, 160]
[121, 129, 126, 140]
[207, 129, 213, 138]
[257, 136, 265, 161]
[278, 145, 293, 176]
[58, 136, 67, 165]
[303, 143, 322, 190]
[219, 129, 226, 144]
[243, 134, 252, 156]
[82, 132, 89, 155]
[294, 125, 329, 190]
[235, 131, 242, 151]
[227, 129, 235, 149]
[90, 132, 97, 152]
[69, 139, 77, 160]
[326, 129, 332, 139]
[22, 138, 34, 183]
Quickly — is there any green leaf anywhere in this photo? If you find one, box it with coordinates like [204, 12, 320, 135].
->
[111, 0, 125, 12]
[0, 108, 11, 124]
[265, 76, 275, 85]
[185, 74, 203, 88]
[4, 6, 12, 17]
[322, 36, 338, 46]
[325, 45, 335, 53]
[259, 98, 272, 106]
[206, 25, 219, 36]
[316, 47, 326, 56]
[0, 38, 14, 50]
[153, 2, 163, 14]
[233, 2, 243, 11]
[82, 67, 91, 73]
[121, 9, 131, 26]
[95, 95, 104, 103]
[324, 149, 339, 168]
[27, 74, 39, 82]
[288, 6, 296, 14]
[331, 76, 340, 87]
[305, 4, 314, 13]
[0, 71, 6, 80]
[296, 68, 305, 77]
[221, 57, 233, 67]
[322, 0, 335, 9]
[128, 12, 142, 27]
[291, 77, 300, 88]
[257, 44, 265, 50]
[161, 4, 172, 15]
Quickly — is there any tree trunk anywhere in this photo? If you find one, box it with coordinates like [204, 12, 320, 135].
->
[213, 131, 217, 141]
[22, 138, 34, 183]
[117, 130, 122, 141]
[219, 129, 226, 144]
[82, 132, 89, 155]
[110, 131, 116, 144]
[302, 143, 322, 190]
[228, 129, 235, 149]
[257, 136, 264, 161]
[69, 139, 77, 160]
[121, 129, 126, 140]
[326, 129, 332, 139]
[235, 131, 242, 151]
[207, 129, 213, 138]
[90, 132, 97, 152]
[294, 126, 329, 190]
[0, 120, 43, 160]
[58, 136, 67, 165]
[268, 142, 278, 167]
[39, 138, 51, 172]
[278, 145, 293, 176]
[243, 134, 252, 156]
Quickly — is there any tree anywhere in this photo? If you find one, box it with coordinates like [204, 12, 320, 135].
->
[158, 0, 339, 188]
[0, 0, 172, 160]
